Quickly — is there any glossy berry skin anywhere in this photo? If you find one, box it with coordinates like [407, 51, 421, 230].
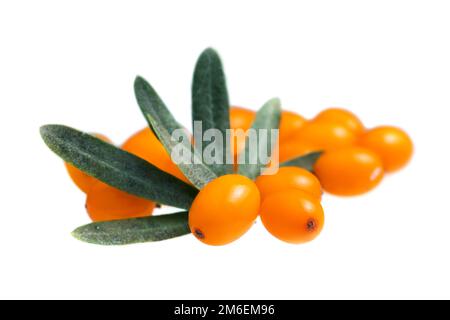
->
[358, 126, 413, 173]
[230, 107, 256, 166]
[122, 128, 190, 184]
[278, 141, 316, 163]
[279, 111, 307, 142]
[65, 163, 95, 194]
[260, 189, 324, 244]
[65, 133, 112, 193]
[86, 181, 155, 222]
[290, 121, 356, 151]
[314, 108, 365, 135]
[256, 167, 322, 200]
[230, 106, 256, 131]
[189, 174, 260, 246]
[314, 147, 384, 196]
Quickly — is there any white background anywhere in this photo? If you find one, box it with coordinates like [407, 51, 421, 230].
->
[1, 0, 449, 300]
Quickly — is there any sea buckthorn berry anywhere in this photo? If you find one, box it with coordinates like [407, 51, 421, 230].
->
[290, 121, 356, 151]
[260, 189, 324, 244]
[230, 106, 256, 131]
[122, 128, 190, 184]
[65, 133, 112, 193]
[256, 167, 322, 200]
[279, 110, 307, 142]
[230, 107, 256, 167]
[358, 126, 413, 173]
[86, 181, 155, 222]
[314, 147, 384, 196]
[314, 108, 365, 135]
[278, 141, 316, 163]
[189, 174, 260, 246]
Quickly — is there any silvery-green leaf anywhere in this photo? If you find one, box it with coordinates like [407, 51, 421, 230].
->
[72, 212, 190, 245]
[238, 98, 281, 180]
[40, 125, 198, 209]
[192, 48, 233, 176]
[134, 76, 217, 189]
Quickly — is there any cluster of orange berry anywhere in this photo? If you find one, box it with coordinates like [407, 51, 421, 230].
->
[64, 105, 412, 246]
[231, 106, 413, 196]
[205, 106, 412, 245]
[188, 171, 324, 245]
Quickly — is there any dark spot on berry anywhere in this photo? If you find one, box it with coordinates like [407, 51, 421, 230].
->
[194, 229, 205, 239]
[306, 219, 317, 232]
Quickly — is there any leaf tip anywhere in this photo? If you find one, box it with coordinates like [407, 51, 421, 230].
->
[39, 125, 49, 138]
[39, 124, 58, 145]
[71, 228, 83, 242]
[269, 97, 282, 108]
[71, 225, 96, 244]
[197, 48, 222, 67]
[201, 47, 219, 57]
[134, 75, 145, 88]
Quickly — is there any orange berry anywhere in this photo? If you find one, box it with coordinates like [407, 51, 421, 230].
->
[86, 181, 155, 222]
[65, 163, 94, 194]
[278, 141, 317, 163]
[260, 189, 324, 244]
[358, 126, 413, 173]
[230, 106, 255, 131]
[256, 167, 322, 200]
[229, 107, 256, 167]
[314, 108, 365, 135]
[314, 147, 384, 196]
[122, 128, 190, 184]
[65, 133, 112, 193]
[189, 174, 260, 246]
[290, 121, 356, 151]
[279, 110, 307, 142]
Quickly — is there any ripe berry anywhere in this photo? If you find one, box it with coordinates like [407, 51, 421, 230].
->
[290, 121, 356, 151]
[230, 106, 256, 131]
[122, 128, 190, 184]
[278, 141, 316, 163]
[260, 189, 324, 244]
[314, 147, 384, 196]
[256, 167, 322, 200]
[279, 110, 307, 142]
[230, 107, 256, 166]
[189, 174, 260, 246]
[314, 108, 365, 135]
[358, 126, 413, 173]
[86, 181, 156, 222]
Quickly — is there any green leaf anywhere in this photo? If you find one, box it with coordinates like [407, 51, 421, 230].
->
[280, 151, 323, 172]
[134, 76, 218, 189]
[72, 212, 190, 245]
[238, 98, 282, 180]
[192, 48, 233, 176]
[40, 125, 198, 209]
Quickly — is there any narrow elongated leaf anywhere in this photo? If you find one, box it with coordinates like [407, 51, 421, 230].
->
[40, 125, 198, 209]
[72, 212, 190, 245]
[280, 151, 323, 172]
[134, 76, 217, 189]
[238, 98, 281, 180]
[192, 48, 232, 176]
